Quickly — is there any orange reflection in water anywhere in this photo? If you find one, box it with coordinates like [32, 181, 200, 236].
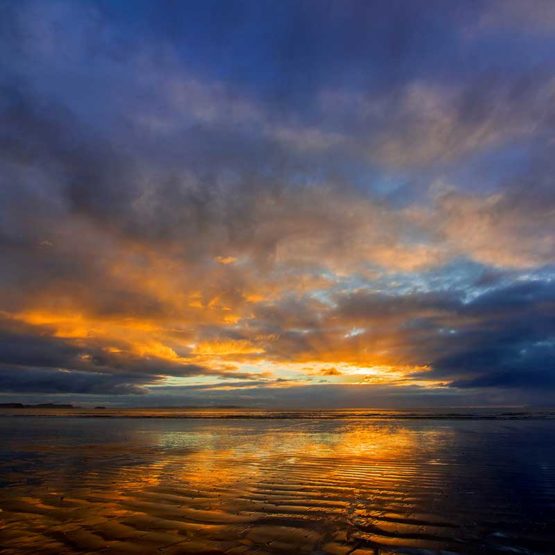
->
[0, 417, 551, 555]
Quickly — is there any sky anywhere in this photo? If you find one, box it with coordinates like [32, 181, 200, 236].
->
[0, 0, 554, 408]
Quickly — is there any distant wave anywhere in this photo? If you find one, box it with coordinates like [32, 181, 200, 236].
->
[1, 407, 554, 419]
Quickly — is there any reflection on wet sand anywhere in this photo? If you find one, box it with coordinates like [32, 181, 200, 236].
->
[0, 416, 554, 554]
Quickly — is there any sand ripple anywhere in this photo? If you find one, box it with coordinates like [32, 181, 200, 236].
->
[0, 417, 554, 554]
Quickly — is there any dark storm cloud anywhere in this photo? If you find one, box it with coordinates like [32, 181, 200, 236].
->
[0, 320, 79, 369]
[0, 316, 252, 384]
[0, 82, 137, 228]
[0, 366, 149, 395]
[340, 280, 555, 390]
[428, 281, 555, 389]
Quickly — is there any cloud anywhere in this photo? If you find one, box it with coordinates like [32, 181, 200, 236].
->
[224, 278, 555, 392]
[369, 77, 555, 169]
[431, 187, 555, 269]
[425, 280, 555, 389]
[0, 366, 149, 395]
[477, 0, 555, 35]
[0, 314, 258, 389]
[0, 87, 552, 392]
[0, 0, 553, 404]
[319, 367, 343, 376]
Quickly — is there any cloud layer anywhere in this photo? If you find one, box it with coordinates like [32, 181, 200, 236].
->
[0, 0, 553, 405]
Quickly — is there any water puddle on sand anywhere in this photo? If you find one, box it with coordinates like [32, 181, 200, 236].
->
[0, 415, 554, 554]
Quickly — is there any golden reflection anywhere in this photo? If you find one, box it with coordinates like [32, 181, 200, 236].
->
[5, 417, 544, 555]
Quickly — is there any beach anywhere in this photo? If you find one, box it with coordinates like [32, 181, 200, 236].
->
[0, 410, 554, 554]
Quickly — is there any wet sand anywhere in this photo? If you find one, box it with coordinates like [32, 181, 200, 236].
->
[0, 413, 554, 554]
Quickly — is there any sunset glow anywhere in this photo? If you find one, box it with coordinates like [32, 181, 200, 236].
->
[0, 0, 554, 408]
